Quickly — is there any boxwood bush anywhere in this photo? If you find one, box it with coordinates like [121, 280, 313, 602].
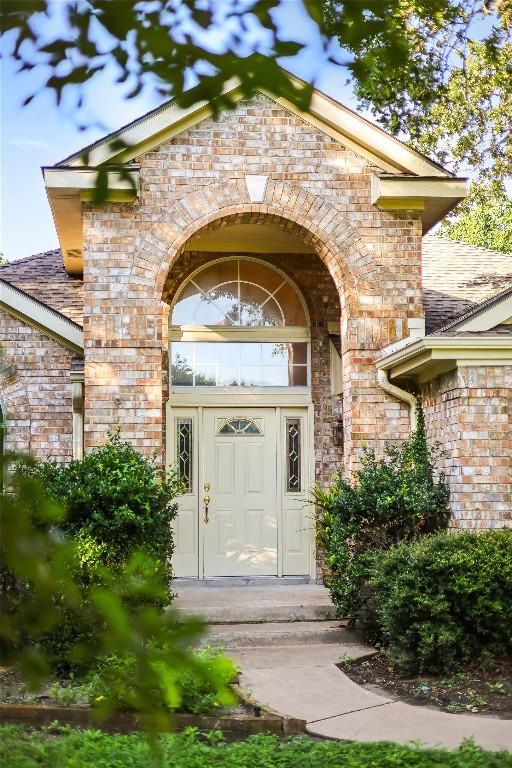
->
[15, 432, 181, 667]
[315, 400, 450, 623]
[371, 529, 512, 674]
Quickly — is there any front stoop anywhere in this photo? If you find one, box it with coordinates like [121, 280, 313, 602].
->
[173, 581, 336, 624]
[205, 621, 362, 649]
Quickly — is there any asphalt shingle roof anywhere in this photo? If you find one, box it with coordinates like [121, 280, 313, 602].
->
[1, 236, 511, 335]
[0, 249, 83, 325]
[422, 235, 512, 333]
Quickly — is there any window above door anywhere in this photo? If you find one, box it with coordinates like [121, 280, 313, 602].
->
[169, 257, 311, 390]
[171, 258, 307, 328]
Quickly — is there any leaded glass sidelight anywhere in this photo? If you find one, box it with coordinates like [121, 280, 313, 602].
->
[176, 418, 192, 492]
[286, 418, 301, 492]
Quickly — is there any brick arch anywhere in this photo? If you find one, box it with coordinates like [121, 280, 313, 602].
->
[0, 364, 32, 454]
[130, 178, 378, 304]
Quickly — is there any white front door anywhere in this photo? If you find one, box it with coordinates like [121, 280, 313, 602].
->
[202, 408, 277, 577]
[168, 404, 312, 578]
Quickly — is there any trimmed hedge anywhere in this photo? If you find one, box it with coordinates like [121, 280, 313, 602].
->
[371, 529, 512, 674]
[1, 727, 510, 768]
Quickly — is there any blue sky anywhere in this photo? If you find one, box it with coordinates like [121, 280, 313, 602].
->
[0, 1, 360, 261]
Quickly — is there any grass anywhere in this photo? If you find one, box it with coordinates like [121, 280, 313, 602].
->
[1, 725, 511, 768]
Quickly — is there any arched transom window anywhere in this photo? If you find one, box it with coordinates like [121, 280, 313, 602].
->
[170, 258, 310, 388]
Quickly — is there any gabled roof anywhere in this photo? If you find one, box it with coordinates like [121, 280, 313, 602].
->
[0, 249, 84, 324]
[0, 277, 83, 353]
[56, 73, 453, 178]
[431, 283, 512, 336]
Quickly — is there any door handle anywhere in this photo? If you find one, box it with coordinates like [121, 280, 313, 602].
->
[203, 494, 211, 524]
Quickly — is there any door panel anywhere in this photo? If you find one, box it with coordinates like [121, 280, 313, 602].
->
[281, 410, 311, 575]
[168, 409, 199, 577]
[203, 408, 277, 577]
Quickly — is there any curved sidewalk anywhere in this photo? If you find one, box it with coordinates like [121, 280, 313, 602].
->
[234, 644, 512, 751]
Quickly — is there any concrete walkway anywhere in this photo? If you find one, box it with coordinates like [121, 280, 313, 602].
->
[175, 581, 512, 751]
[234, 644, 512, 751]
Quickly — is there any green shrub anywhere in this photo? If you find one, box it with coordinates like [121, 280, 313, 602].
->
[86, 646, 238, 715]
[1, 726, 510, 768]
[371, 529, 512, 674]
[15, 433, 181, 667]
[315, 400, 450, 622]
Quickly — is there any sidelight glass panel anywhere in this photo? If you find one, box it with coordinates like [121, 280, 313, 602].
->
[286, 418, 301, 492]
[176, 418, 193, 492]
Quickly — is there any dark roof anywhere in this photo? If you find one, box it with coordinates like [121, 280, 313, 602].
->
[429, 283, 512, 335]
[0, 249, 83, 325]
[422, 235, 512, 333]
[2, 236, 511, 338]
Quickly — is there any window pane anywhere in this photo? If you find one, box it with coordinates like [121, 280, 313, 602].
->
[262, 366, 288, 386]
[290, 366, 308, 386]
[177, 418, 192, 492]
[171, 341, 309, 387]
[194, 364, 216, 386]
[217, 366, 240, 386]
[171, 259, 307, 327]
[286, 419, 301, 492]
[274, 282, 306, 326]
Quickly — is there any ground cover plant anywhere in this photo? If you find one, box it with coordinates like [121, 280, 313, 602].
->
[1, 726, 511, 768]
[370, 529, 512, 675]
[342, 652, 512, 717]
[315, 400, 450, 623]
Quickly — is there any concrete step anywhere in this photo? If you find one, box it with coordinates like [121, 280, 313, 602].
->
[203, 621, 362, 649]
[174, 583, 336, 624]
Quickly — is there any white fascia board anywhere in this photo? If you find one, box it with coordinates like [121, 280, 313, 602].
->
[371, 176, 468, 203]
[44, 167, 140, 197]
[63, 79, 242, 167]
[377, 335, 512, 377]
[449, 293, 512, 333]
[0, 280, 84, 353]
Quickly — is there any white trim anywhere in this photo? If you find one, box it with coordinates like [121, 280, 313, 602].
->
[377, 335, 512, 382]
[169, 388, 312, 407]
[169, 326, 310, 342]
[444, 292, 512, 333]
[0, 279, 84, 353]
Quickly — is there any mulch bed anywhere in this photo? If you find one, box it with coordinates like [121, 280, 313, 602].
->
[342, 652, 512, 718]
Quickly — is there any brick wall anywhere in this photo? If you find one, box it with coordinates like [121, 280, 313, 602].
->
[0, 312, 73, 459]
[82, 93, 423, 470]
[421, 365, 512, 528]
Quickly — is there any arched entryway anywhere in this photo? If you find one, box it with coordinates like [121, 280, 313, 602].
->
[162, 219, 343, 580]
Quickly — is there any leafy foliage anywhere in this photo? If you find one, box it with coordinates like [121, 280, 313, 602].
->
[86, 646, 237, 716]
[0, 451, 235, 730]
[315, 401, 450, 622]
[12, 433, 181, 665]
[441, 182, 512, 253]
[371, 529, 512, 674]
[27, 431, 179, 582]
[1, 726, 511, 768]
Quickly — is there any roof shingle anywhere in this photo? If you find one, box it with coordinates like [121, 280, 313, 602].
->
[0, 249, 83, 325]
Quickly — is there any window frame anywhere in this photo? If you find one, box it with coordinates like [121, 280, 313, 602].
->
[168, 257, 311, 392]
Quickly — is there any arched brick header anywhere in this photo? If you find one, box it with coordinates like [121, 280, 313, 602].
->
[130, 178, 378, 304]
[0, 364, 32, 454]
